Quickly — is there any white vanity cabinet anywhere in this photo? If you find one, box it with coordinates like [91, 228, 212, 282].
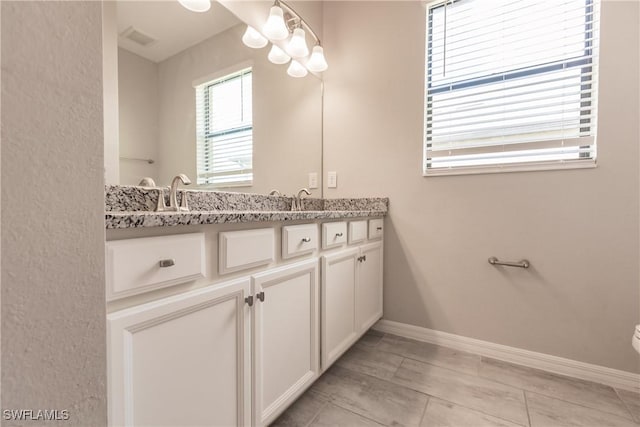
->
[107, 217, 383, 427]
[107, 234, 320, 427]
[252, 259, 319, 426]
[320, 240, 383, 370]
[108, 277, 252, 427]
[356, 241, 383, 333]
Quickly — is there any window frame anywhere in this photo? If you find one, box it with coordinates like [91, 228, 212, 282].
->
[194, 62, 254, 187]
[423, 0, 599, 177]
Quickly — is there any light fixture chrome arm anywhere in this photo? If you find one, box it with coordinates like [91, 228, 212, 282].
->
[276, 0, 322, 46]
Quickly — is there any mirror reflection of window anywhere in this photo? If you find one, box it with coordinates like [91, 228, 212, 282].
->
[195, 67, 253, 186]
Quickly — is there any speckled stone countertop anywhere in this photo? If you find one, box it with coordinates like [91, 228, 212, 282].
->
[105, 185, 388, 229]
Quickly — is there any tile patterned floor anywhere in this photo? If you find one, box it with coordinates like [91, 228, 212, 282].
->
[271, 330, 640, 427]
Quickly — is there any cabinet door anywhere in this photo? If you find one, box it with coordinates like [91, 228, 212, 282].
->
[108, 278, 252, 427]
[321, 248, 359, 371]
[252, 259, 320, 427]
[357, 241, 383, 333]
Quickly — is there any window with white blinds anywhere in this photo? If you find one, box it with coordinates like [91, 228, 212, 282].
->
[196, 68, 253, 186]
[424, 0, 600, 175]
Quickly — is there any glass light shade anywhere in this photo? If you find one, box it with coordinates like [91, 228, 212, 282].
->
[263, 6, 289, 40]
[268, 44, 291, 65]
[287, 28, 309, 58]
[287, 60, 308, 78]
[306, 45, 328, 72]
[178, 0, 211, 12]
[242, 26, 268, 49]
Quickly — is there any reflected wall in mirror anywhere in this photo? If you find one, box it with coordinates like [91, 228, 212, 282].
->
[114, 1, 323, 196]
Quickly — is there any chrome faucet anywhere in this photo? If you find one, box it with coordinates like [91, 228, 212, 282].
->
[156, 174, 191, 212]
[138, 177, 157, 187]
[292, 188, 311, 211]
[169, 174, 191, 211]
[268, 189, 282, 196]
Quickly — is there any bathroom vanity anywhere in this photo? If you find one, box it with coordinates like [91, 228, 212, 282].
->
[104, 186, 387, 426]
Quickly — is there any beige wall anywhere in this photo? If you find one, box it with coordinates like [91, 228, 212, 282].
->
[118, 48, 159, 185]
[1, 1, 107, 423]
[156, 23, 322, 195]
[322, 1, 640, 373]
[103, 1, 119, 185]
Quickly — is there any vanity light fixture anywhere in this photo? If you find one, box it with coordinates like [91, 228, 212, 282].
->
[287, 27, 309, 58]
[306, 45, 328, 73]
[263, 4, 289, 40]
[241, 0, 328, 76]
[268, 44, 291, 65]
[242, 26, 268, 49]
[178, 0, 211, 13]
[287, 60, 308, 78]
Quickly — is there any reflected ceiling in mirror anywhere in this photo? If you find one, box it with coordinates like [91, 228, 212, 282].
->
[115, 1, 323, 198]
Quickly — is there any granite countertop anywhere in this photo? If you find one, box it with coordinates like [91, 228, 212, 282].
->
[105, 186, 388, 229]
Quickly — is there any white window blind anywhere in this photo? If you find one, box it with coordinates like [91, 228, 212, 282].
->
[424, 0, 600, 175]
[196, 67, 253, 186]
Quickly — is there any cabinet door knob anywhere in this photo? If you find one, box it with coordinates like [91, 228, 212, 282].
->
[245, 296, 254, 307]
[362, 255, 367, 262]
[159, 259, 175, 268]
[301, 237, 311, 243]
[256, 292, 265, 302]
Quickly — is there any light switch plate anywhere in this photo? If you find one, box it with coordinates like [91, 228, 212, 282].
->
[308, 172, 318, 189]
[327, 171, 337, 188]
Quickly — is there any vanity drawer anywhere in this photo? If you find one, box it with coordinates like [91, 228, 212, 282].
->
[322, 221, 347, 249]
[219, 228, 275, 274]
[106, 233, 205, 301]
[282, 224, 318, 259]
[368, 219, 384, 240]
[348, 220, 368, 244]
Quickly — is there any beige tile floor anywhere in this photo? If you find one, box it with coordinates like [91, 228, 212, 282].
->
[271, 331, 640, 427]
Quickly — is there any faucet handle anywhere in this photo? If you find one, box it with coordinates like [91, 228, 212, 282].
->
[179, 191, 189, 212]
[155, 187, 167, 212]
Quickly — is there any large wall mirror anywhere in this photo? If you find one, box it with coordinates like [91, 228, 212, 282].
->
[107, 1, 323, 197]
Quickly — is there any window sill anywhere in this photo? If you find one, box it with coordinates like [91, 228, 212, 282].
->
[423, 159, 597, 177]
[197, 181, 254, 189]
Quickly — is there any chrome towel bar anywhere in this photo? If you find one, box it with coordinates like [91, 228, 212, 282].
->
[488, 257, 530, 269]
[120, 156, 155, 164]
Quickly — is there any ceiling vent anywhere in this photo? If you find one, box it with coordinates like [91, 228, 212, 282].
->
[120, 26, 157, 47]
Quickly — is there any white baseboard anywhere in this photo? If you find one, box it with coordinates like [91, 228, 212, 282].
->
[373, 319, 640, 393]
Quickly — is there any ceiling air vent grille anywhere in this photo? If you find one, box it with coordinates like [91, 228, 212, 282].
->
[120, 27, 157, 47]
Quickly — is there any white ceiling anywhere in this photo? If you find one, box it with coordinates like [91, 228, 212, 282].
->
[117, 1, 241, 63]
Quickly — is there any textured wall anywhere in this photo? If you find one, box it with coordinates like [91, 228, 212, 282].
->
[1, 2, 107, 425]
[322, 1, 640, 373]
[103, 1, 120, 186]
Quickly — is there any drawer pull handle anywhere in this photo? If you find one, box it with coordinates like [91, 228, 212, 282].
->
[376, 227, 383, 231]
[301, 237, 311, 243]
[159, 259, 175, 268]
[257, 292, 265, 302]
[335, 232, 344, 237]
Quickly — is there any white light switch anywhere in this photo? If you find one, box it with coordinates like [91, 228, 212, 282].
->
[327, 171, 337, 188]
[308, 172, 318, 189]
